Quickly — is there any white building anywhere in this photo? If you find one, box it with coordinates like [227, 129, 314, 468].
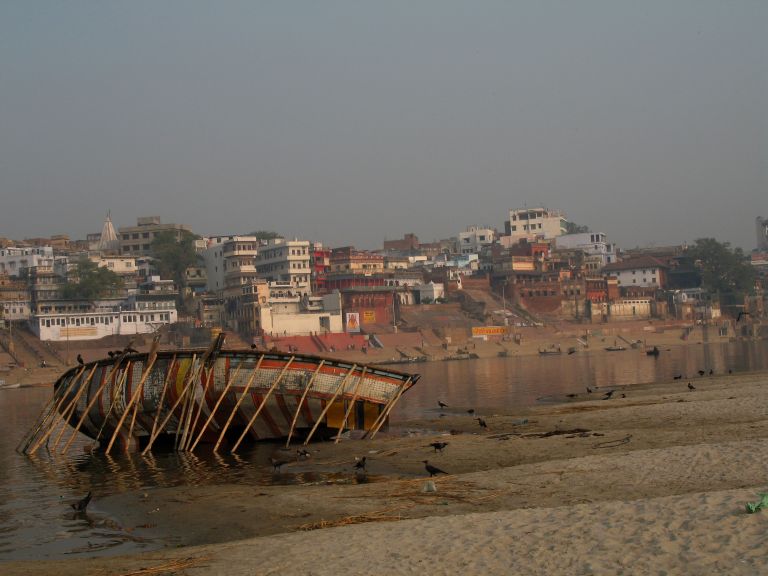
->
[458, 226, 496, 255]
[602, 256, 667, 289]
[256, 238, 312, 294]
[555, 232, 616, 271]
[1, 300, 31, 321]
[0, 246, 55, 277]
[202, 235, 260, 292]
[32, 276, 177, 341]
[504, 208, 567, 242]
[417, 281, 445, 303]
[259, 292, 343, 336]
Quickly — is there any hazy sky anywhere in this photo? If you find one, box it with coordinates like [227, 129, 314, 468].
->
[1, 1, 766, 251]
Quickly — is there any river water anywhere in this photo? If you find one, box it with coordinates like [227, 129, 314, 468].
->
[1, 340, 767, 561]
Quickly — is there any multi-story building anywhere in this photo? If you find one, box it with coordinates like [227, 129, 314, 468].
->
[202, 235, 260, 293]
[118, 216, 192, 257]
[31, 277, 177, 341]
[602, 256, 668, 289]
[329, 246, 384, 275]
[554, 232, 616, 272]
[255, 238, 312, 293]
[383, 233, 420, 253]
[504, 207, 567, 242]
[310, 243, 331, 294]
[0, 246, 55, 278]
[458, 226, 496, 255]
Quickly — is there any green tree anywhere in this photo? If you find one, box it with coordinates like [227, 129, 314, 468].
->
[62, 258, 123, 300]
[687, 238, 755, 305]
[248, 230, 283, 241]
[564, 221, 590, 234]
[150, 230, 199, 289]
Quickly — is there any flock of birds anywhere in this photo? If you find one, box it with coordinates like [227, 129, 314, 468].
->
[76, 346, 139, 365]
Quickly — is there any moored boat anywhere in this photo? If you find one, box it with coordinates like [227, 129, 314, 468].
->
[47, 344, 417, 453]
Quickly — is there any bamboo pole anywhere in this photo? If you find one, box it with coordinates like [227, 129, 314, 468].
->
[334, 367, 367, 443]
[284, 360, 325, 448]
[59, 341, 139, 454]
[303, 364, 358, 446]
[105, 352, 160, 454]
[24, 365, 89, 455]
[177, 336, 222, 450]
[189, 357, 245, 452]
[176, 355, 205, 451]
[50, 364, 99, 452]
[144, 354, 177, 449]
[17, 364, 86, 453]
[94, 362, 132, 442]
[368, 377, 411, 440]
[183, 362, 217, 451]
[230, 356, 295, 453]
[141, 354, 199, 455]
[213, 354, 264, 453]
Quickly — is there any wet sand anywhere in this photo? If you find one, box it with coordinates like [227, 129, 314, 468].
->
[5, 367, 768, 575]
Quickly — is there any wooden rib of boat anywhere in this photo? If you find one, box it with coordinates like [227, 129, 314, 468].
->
[52, 347, 417, 451]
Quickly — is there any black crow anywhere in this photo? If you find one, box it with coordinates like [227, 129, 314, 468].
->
[422, 460, 448, 477]
[76, 354, 84, 365]
[688, 382, 696, 391]
[429, 441, 448, 453]
[270, 457, 289, 472]
[437, 401, 448, 410]
[353, 456, 367, 471]
[602, 390, 614, 400]
[475, 417, 488, 430]
[71, 491, 92, 512]
[466, 409, 475, 415]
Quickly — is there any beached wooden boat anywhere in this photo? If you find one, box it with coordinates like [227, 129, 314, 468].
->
[48, 345, 417, 453]
[538, 347, 562, 356]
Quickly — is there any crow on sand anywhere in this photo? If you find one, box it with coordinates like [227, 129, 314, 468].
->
[422, 460, 448, 477]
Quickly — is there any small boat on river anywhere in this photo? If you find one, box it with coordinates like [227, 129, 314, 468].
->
[44, 337, 417, 453]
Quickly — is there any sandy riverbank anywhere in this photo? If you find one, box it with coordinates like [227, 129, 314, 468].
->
[5, 366, 768, 575]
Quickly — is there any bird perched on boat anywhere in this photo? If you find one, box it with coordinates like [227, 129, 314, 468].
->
[466, 408, 475, 415]
[429, 441, 448, 453]
[688, 382, 696, 391]
[269, 457, 289, 472]
[71, 491, 92, 512]
[107, 351, 114, 358]
[602, 390, 615, 400]
[76, 354, 84, 365]
[422, 460, 448, 477]
[124, 346, 139, 354]
[353, 456, 367, 471]
[437, 401, 448, 410]
[475, 417, 488, 430]
[296, 449, 311, 460]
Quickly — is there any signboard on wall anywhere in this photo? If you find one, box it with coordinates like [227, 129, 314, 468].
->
[363, 310, 376, 323]
[346, 312, 360, 333]
[471, 326, 507, 337]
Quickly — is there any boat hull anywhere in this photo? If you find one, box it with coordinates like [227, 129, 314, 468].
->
[53, 349, 417, 450]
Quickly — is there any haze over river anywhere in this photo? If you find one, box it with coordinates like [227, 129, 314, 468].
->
[1, 340, 767, 561]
